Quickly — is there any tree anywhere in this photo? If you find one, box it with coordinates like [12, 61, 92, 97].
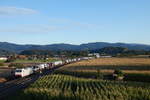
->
[5, 55, 16, 62]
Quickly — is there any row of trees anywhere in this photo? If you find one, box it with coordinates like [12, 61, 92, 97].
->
[4, 49, 89, 63]
[4, 46, 150, 63]
[20, 49, 89, 58]
[20, 47, 150, 57]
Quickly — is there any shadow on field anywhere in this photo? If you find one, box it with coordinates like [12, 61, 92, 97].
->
[55, 70, 150, 83]
[7, 90, 83, 100]
[64, 65, 150, 71]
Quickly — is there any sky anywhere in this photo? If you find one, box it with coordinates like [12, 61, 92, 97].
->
[0, 0, 150, 45]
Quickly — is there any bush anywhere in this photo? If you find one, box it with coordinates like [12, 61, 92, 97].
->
[5, 56, 16, 63]
[113, 69, 124, 80]
[114, 69, 124, 76]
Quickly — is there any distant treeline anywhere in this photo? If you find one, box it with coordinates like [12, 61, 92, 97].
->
[20, 49, 89, 58]
[20, 47, 150, 57]
[1, 47, 150, 57]
[0, 49, 15, 56]
[91, 47, 150, 57]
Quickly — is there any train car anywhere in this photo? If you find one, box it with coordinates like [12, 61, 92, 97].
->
[53, 61, 63, 66]
[77, 58, 81, 61]
[88, 57, 94, 59]
[67, 59, 71, 63]
[82, 57, 89, 60]
[47, 63, 53, 68]
[38, 64, 45, 70]
[65, 59, 70, 64]
[15, 67, 33, 77]
[73, 58, 77, 62]
[44, 63, 50, 69]
[32, 66, 40, 72]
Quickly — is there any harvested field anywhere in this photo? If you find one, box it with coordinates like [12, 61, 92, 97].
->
[59, 58, 150, 73]
[56, 58, 150, 82]
[66, 58, 150, 66]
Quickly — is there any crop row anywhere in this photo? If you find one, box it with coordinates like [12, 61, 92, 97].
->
[9, 74, 150, 100]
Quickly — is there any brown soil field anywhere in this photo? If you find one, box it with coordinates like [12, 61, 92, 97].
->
[68, 58, 150, 66]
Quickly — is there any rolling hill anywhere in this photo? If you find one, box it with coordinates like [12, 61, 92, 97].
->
[0, 42, 150, 53]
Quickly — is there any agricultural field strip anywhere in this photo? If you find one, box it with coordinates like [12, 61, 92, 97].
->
[64, 58, 150, 66]
[20, 74, 150, 100]
[30, 74, 150, 90]
[59, 58, 150, 73]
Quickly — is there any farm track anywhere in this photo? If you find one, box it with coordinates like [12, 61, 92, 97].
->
[0, 63, 68, 100]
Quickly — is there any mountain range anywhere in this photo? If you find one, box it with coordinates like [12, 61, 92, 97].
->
[0, 42, 150, 53]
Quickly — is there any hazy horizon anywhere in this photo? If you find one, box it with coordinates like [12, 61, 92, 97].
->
[0, 41, 150, 46]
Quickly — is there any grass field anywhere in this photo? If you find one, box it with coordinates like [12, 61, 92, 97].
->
[0, 60, 5, 63]
[9, 74, 150, 100]
[13, 58, 58, 63]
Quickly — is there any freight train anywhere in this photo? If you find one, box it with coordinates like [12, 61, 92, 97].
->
[15, 57, 94, 77]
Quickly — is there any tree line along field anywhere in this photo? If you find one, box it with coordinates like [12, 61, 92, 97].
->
[9, 74, 150, 100]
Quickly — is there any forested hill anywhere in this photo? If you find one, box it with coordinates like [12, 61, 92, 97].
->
[0, 42, 150, 53]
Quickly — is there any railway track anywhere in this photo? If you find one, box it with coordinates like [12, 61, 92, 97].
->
[0, 74, 39, 100]
[0, 63, 65, 100]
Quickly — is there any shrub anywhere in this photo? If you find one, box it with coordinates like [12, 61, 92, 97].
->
[114, 69, 124, 76]
[113, 69, 124, 80]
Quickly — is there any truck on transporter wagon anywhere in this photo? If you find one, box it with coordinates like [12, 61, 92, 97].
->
[15, 67, 33, 77]
[14, 57, 92, 78]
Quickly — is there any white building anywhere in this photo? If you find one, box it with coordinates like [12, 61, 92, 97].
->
[88, 53, 100, 58]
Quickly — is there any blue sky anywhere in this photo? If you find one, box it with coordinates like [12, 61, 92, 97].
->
[0, 0, 150, 45]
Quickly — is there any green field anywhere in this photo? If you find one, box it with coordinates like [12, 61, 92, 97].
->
[0, 60, 6, 67]
[9, 74, 150, 100]
[6, 58, 59, 68]
[0, 60, 5, 63]
[13, 59, 58, 63]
